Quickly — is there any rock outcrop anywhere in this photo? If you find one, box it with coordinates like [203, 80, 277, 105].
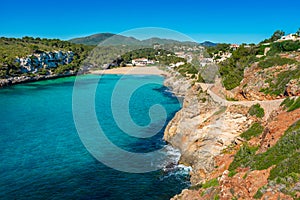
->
[164, 74, 253, 185]
[16, 51, 74, 73]
[0, 51, 76, 87]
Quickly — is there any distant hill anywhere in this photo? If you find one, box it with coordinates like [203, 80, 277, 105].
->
[199, 41, 217, 47]
[69, 33, 141, 46]
[69, 33, 200, 46]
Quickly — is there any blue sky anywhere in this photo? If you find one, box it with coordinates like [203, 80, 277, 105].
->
[1, 0, 299, 43]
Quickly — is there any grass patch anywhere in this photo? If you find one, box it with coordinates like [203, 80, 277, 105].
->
[189, 178, 219, 190]
[258, 56, 296, 69]
[228, 144, 258, 171]
[240, 122, 264, 140]
[202, 178, 219, 189]
[248, 104, 265, 118]
[281, 97, 300, 112]
[287, 97, 300, 112]
[281, 97, 295, 108]
[228, 170, 237, 177]
[253, 187, 264, 199]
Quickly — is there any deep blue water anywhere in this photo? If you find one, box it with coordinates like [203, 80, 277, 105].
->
[0, 75, 189, 200]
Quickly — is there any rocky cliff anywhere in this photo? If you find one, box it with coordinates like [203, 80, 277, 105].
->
[16, 51, 74, 73]
[164, 75, 252, 184]
[164, 72, 300, 199]
[0, 51, 76, 87]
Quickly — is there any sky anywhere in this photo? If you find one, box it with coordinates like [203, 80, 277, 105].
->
[1, 0, 299, 44]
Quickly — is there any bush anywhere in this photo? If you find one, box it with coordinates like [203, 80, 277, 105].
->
[240, 122, 264, 140]
[248, 104, 265, 118]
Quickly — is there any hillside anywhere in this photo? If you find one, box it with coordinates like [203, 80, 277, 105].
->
[162, 31, 300, 200]
[69, 33, 141, 46]
[164, 71, 300, 200]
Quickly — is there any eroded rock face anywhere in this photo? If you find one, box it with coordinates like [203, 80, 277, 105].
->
[15, 51, 74, 73]
[164, 75, 252, 185]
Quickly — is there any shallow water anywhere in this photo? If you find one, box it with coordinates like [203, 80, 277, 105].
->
[0, 74, 189, 200]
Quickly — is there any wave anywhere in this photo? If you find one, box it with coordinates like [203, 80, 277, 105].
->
[159, 145, 192, 183]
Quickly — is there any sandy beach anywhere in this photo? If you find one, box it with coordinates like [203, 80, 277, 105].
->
[90, 66, 169, 76]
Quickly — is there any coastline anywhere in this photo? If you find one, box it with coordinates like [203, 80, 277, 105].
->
[90, 66, 170, 76]
[0, 73, 77, 88]
[0, 66, 169, 88]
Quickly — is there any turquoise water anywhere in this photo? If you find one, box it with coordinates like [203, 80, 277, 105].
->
[0, 75, 189, 199]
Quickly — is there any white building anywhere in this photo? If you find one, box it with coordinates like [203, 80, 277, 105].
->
[132, 58, 155, 66]
[278, 34, 298, 42]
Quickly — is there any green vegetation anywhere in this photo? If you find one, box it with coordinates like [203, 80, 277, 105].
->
[225, 96, 238, 101]
[189, 178, 219, 190]
[258, 56, 296, 69]
[206, 43, 231, 57]
[229, 120, 300, 194]
[202, 178, 219, 189]
[267, 40, 300, 56]
[228, 143, 258, 171]
[260, 30, 285, 43]
[219, 45, 258, 90]
[0, 37, 91, 78]
[121, 48, 173, 63]
[248, 104, 265, 118]
[260, 65, 300, 96]
[253, 187, 264, 199]
[176, 63, 198, 76]
[217, 30, 299, 91]
[240, 123, 264, 140]
[228, 170, 237, 177]
[281, 97, 300, 112]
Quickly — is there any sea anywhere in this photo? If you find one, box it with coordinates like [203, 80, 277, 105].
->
[0, 74, 190, 200]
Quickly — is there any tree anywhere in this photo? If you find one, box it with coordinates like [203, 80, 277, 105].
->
[270, 30, 285, 42]
[296, 28, 300, 37]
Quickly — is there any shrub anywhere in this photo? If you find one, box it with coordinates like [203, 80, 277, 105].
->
[248, 104, 265, 118]
[240, 122, 264, 140]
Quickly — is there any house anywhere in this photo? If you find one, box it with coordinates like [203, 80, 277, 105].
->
[278, 34, 297, 42]
[169, 62, 185, 68]
[132, 58, 155, 66]
[230, 44, 240, 50]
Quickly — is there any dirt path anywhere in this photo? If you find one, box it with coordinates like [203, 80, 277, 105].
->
[199, 83, 284, 120]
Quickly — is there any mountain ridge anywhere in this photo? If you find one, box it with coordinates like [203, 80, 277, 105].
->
[69, 33, 217, 46]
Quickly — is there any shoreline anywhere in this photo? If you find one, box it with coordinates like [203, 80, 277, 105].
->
[0, 66, 169, 88]
[90, 66, 170, 76]
[0, 73, 77, 88]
